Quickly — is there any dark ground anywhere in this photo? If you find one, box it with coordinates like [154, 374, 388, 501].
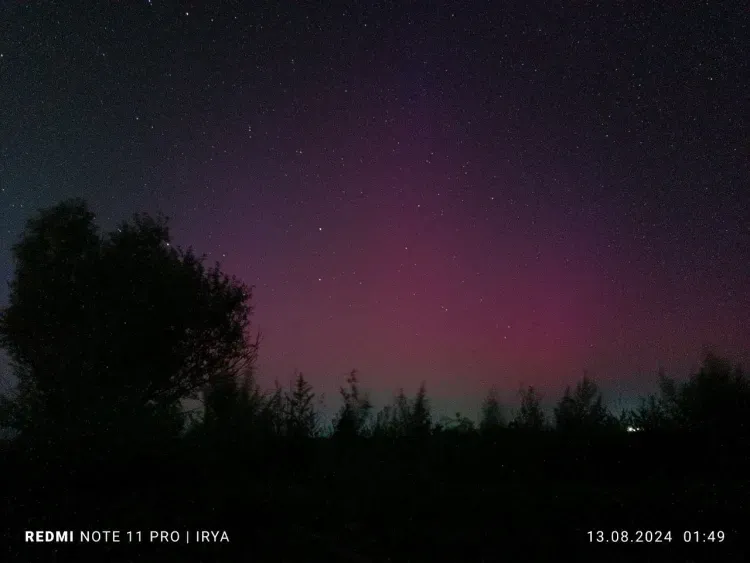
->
[2, 432, 748, 562]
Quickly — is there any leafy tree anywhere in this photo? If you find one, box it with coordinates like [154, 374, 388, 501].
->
[333, 369, 373, 439]
[630, 354, 750, 436]
[679, 353, 749, 435]
[0, 199, 259, 447]
[554, 375, 615, 433]
[203, 372, 243, 429]
[202, 368, 265, 439]
[510, 385, 547, 430]
[479, 386, 505, 434]
[623, 370, 679, 432]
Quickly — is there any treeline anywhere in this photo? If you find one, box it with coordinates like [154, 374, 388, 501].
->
[0, 199, 748, 562]
[0, 199, 748, 455]
[187, 354, 750, 445]
[1, 199, 747, 450]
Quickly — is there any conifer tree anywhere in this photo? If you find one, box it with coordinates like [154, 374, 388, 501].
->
[511, 386, 547, 430]
[333, 369, 373, 439]
[285, 371, 318, 438]
[479, 386, 505, 434]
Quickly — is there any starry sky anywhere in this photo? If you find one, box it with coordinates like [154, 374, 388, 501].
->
[1, 2, 749, 418]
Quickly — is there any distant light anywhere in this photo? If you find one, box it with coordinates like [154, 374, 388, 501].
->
[627, 426, 642, 432]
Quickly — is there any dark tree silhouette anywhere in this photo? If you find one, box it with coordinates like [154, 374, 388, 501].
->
[510, 385, 547, 430]
[0, 199, 259, 448]
[554, 375, 616, 433]
[678, 353, 749, 436]
[409, 382, 432, 438]
[261, 380, 287, 438]
[628, 354, 750, 437]
[393, 388, 411, 435]
[201, 368, 266, 443]
[333, 369, 373, 439]
[623, 369, 680, 432]
[371, 404, 394, 438]
[369, 384, 432, 439]
[284, 371, 319, 438]
[479, 386, 505, 434]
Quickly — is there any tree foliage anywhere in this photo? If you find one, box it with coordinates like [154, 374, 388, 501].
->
[333, 369, 373, 439]
[627, 354, 750, 436]
[511, 385, 547, 430]
[554, 375, 615, 433]
[0, 199, 259, 445]
[201, 368, 266, 441]
[409, 382, 432, 438]
[479, 386, 505, 434]
[284, 371, 319, 438]
[369, 384, 432, 439]
[371, 405, 394, 438]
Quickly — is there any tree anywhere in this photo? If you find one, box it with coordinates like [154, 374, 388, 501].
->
[260, 380, 286, 438]
[389, 388, 412, 437]
[371, 405, 394, 438]
[624, 369, 679, 432]
[479, 386, 505, 434]
[630, 354, 750, 436]
[409, 382, 432, 438]
[554, 375, 615, 433]
[284, 371, 319, 439]
[0, 199, 259, 448]
[333, 369, 373, 439]
[511, 386, 547, 430]
[679, 353, 749, 435]
[202, 368, 265, 439]
[371, 384, 432, 439]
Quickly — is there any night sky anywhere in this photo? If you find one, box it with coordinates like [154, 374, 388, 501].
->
[1, 2, 748, 418]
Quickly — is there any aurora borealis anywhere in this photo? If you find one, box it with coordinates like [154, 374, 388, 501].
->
[1, 2, 748, 416]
